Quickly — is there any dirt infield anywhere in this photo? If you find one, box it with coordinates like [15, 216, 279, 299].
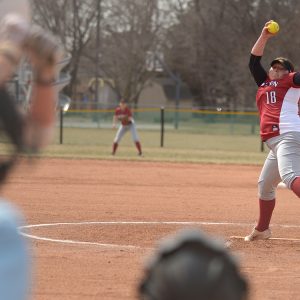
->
[2, 158, 300, 300]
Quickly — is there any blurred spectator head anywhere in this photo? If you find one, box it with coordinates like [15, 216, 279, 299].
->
[139, 229, 248, 300]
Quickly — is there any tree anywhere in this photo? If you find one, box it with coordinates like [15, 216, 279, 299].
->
[30, 0, 300, 109]
[30, 0, 99, 97]
[163, 0, 255, 108]
[83, 0, 165, 106]
[163, 0, 300, 109]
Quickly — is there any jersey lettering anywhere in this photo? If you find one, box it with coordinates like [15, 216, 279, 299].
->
[266, 91, 277, 104]
[261, 80, 278, 87]
[256, 72, 300, 141]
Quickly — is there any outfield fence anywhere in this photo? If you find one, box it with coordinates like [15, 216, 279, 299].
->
[59, 107, 260, 135]
[57, 107, 263, 150]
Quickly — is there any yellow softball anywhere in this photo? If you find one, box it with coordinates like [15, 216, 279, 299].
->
[267, 21, 279, 34]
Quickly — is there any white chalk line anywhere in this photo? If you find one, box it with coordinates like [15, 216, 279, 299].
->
[230, 236, 300, 242]
[19, 221, 300, 248]
[20, 231, 141, 249]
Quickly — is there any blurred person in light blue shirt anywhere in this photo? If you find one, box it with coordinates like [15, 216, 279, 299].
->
[0, 201, 30, 300]
[0, 0, 65, 298]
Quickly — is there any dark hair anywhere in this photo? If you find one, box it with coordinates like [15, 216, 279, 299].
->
[0, 88, 25, 183]
[271, 57, 294, 73]
[139, 229, 248, 300]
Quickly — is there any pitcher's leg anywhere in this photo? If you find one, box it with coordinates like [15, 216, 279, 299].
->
[291, 178, 300, 197]
[257, 150, 280, 229]
[245, 150, 280, 241]
[276, 133, 300, 197]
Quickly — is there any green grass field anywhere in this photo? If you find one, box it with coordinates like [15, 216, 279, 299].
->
[28, 127, 268, 165]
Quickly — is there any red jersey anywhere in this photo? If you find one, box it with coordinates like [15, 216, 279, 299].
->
[115, 106, 132, 126]
[256, 72, 300, 141]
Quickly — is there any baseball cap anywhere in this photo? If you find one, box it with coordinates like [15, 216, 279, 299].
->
[271, 57, 294, 73]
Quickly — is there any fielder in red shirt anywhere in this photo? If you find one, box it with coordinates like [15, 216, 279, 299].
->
[112, 99, 142, 156]
[245, 20, 300, 241]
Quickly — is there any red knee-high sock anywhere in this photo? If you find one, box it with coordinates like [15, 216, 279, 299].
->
[135, 141, 142, 154]
[291, 177, 300, 198]
[112, 142, 118, 154]
[255, 198, 275, 232]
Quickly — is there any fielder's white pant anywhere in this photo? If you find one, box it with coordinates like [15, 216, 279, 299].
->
[258, 131, 300, 200]
[114, 122, 140, 143]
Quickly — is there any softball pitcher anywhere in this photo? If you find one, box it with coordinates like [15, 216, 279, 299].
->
[112, 99, 143, 156]
[246, 20, 300, 241]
